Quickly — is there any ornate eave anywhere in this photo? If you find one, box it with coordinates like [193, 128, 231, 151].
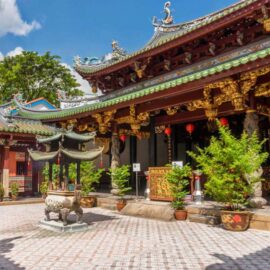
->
[17, 45, 270, 121]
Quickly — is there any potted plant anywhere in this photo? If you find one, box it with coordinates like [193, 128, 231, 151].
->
[40, 181, 48, 199]
[0, 184, 4, 202]
[10, 182, 19, 200]
[189, 124, 268, 231]
[108, 165, 131, 211]
[165, 164, 192, 220]
[78, 161, 104, 208]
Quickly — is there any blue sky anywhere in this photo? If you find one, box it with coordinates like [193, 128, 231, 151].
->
[0, 0, 237, 91]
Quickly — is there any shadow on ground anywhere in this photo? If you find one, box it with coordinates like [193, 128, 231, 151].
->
[0, 237, 24, 270]
[206, 246, 270, 270]
[69, 211, 118, 225]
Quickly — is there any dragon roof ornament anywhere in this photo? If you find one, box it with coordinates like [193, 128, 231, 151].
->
[74, 40, 127, 71]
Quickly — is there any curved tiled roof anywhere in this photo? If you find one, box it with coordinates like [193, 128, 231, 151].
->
[74, 0, 258, 75]
[0, 118, 56, 136]
[18, 47, 270, 120]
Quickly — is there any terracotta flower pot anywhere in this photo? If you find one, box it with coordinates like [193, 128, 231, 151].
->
[116, 200, 126, 211]
[174, 209, 187, 220]
[42, 194, 47, 200]
[80, 196, 96, 208]
[220, 210, 251, 231]
[11, 195, 17, 201]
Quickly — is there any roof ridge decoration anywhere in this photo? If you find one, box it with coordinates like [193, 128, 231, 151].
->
[74, 0, 259, 75]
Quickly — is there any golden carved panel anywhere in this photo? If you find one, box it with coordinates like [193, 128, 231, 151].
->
[149, 167, 173, 201]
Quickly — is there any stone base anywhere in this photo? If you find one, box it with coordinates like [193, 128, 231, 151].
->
[121, 200, 175, 221]
[39, 220, 89, 233]
[189, 214, 221, 225]
[248, 197, 267, 208]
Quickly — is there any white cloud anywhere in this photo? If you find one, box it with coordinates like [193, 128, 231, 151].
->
[6, 46, 23, 57]
[0, 52, 3, 61]
[62, 63, 93, 94]
[0, 0, 41, 37]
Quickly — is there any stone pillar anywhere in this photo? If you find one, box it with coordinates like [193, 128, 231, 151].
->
[110, 129, 120, 195]
[2, 145, 10, 199]
[244, 110, 267, 208]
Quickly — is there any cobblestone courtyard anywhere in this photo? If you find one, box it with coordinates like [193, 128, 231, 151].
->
[0, 204, 270, 270]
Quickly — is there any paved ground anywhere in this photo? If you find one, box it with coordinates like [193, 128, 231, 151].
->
[0, 204, 270, 270]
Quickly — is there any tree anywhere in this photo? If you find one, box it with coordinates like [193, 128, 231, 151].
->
[0, 51, 83, 105]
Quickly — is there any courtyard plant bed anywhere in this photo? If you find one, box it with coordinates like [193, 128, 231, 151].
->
[10, 182, 19, 201]
[165, 164, 191, 220]
[70, 161, 103, 208]
[189, 124, 268, 231]
[108, 165, 131, 211]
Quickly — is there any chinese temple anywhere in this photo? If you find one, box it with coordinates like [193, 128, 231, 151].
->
[7, 0, 270, 199]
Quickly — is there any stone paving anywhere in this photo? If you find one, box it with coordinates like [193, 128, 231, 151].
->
[0, 204, 270, 270]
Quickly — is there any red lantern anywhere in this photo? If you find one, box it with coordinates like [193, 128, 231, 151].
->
[186, 123, 195, 135]
[120, 134, 127, 142]
[164, 127, 172, 136]
[219, 117, 229, 127]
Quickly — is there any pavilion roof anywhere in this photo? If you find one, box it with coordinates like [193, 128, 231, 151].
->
[74, 0, 258, 75]
[0, 118, 56, 136]
[17, 45, 270, 120]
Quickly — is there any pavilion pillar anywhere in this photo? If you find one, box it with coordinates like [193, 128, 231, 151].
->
[76, 161, 81, 185]
[48, 162, 53, 190]
[64, 163, 69, 191]
[110, 123, 120, 195]
[244, 93, 267, 208]
[2, 144, 10, 199]
[59, 162, 64, 190]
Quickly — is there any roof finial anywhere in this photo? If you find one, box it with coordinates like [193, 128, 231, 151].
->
[162, 1, 173, 25]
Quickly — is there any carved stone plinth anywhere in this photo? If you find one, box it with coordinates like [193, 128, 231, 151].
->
[248, 181, 267, 208]
[39, 220, 88, 233]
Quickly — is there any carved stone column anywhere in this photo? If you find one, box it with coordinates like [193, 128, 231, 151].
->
[244, 110, 267, 208]
[110, 130, 121, 195]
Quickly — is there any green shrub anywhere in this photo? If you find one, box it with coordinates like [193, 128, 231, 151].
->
[108, 165, 131, 198]
[10, 182, 19, 197]
[165, 164, 191, 210]
[42, 164, 60, 189]
[40, 181, 48, 195]
[188, 124, 268, 210]
[0, 184, 4, 199]
[69, 161, 103, 197]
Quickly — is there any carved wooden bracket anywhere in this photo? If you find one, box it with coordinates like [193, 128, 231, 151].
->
[116, 105, 149, 134]
[92, 110, 116, 134]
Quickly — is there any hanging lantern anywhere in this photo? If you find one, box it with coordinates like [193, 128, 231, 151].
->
[120, 134, 127, 142]
[164, 127, 172, 136]
[186, 123, 195, 135]
[219, 117, 229, 127]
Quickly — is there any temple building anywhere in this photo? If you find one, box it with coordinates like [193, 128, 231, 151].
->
[3, 0, 270, 199]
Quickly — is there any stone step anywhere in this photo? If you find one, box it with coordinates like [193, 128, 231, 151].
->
[186, 205, 222, 217]
[98, 203, 117, 211]
[188, 214, 221, 225]
[121, 201, 175, 221]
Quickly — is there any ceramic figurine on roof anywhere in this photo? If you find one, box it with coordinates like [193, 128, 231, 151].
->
[111, 40, 127, 60]
[163, 1, 173, 25]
